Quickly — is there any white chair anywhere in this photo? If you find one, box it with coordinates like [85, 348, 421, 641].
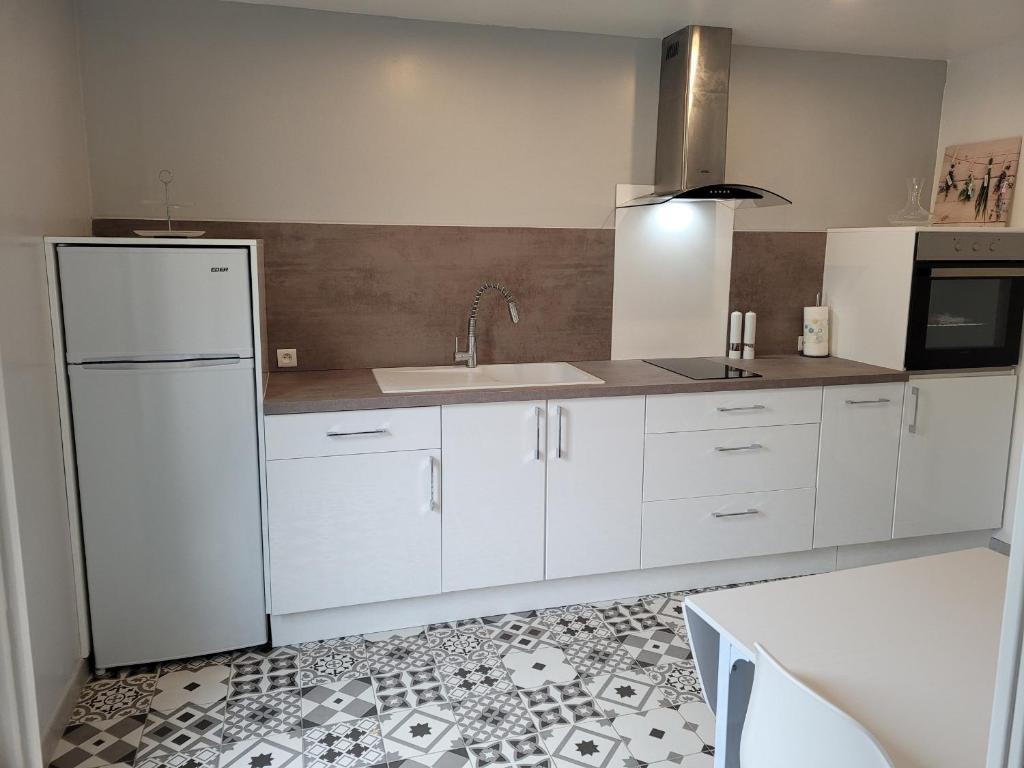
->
[740, 643, 895, 768]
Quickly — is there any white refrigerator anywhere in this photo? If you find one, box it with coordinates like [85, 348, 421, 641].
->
[58, 244, 267, 669]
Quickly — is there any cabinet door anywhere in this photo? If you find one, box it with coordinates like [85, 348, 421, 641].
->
[267, 450, 441, 614]
[814, 383, 905, 547]
[894, 374, 1016, 539]
[441, 402, 546, 592]
[546, 396, 645, 579]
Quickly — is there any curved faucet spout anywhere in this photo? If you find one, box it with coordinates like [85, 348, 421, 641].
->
[454, 281, 521, 368]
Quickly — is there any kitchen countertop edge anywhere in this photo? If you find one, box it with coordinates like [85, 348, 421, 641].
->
[263, 356, 909, 415]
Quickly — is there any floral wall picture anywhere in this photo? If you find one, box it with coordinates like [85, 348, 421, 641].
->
[933, 136, 1021, 226]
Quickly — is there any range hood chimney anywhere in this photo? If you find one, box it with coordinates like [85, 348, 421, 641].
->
[620, 25, 791, 209]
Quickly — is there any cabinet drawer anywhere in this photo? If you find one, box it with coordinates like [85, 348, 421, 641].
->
[646, 387, 822, 433]
[266, 406, 440, 460]
[642, 488, 815, 568]
[644, 423, 820, 501]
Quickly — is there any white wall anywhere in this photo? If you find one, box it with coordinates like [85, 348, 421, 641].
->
[0, 0, 93, 760]
[76, 0, 946, 231]
[932, 41, 1024, 545]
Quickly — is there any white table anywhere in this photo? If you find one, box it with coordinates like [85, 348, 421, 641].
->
[684, 548, 1007, 768]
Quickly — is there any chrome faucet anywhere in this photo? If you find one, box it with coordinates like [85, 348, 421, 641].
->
[454, 281, 520, 368]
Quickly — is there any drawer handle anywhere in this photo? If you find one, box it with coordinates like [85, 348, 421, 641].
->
[713, 508, 761, 518]
[534, 406, 543, 461]
[714, 443, 763, 452]
[326, 427, 389, 437]
[716, 405, 766, 412]
[845, 398, 891, 405]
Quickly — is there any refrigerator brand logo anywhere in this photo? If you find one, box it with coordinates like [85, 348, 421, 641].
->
[210, 267, 229, 272]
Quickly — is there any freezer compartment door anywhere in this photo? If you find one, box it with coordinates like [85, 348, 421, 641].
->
[69, 359, 266, 667]
[58, 245, 253, 362]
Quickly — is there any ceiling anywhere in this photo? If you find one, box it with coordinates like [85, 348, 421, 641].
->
[228, 0, 1024, 59]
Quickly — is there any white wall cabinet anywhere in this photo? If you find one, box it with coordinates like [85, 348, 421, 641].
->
[441, 401, 546, 592]
[267, 449, 442, 614]
[814, 382, 905, 547]
[545, 396, 646, 580]
[894, 373, 1016, 539]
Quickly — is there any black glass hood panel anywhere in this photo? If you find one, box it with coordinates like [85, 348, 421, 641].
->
[618, 184, 792, 209]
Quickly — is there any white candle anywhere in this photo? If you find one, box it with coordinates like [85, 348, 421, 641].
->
[728, 311, 743, 358]
[742, 312, 756, 359]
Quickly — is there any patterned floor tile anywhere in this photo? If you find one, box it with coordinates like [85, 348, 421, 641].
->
[583, 669, 665, 717]
[641, 597, 688, 632]
[519, 680, 601, 730]
[438, 653, 515, 701]
[70, 673, 157, 724]
[364, 626, 425, 642]
[389, 748, 473, 768]
[595, 603, 668, 635]
[218, 731, 303, 767]
[561, 636, 635, 679]
[502, 646, 580, 689]
[302, 717, 387, 768]
[451, 691, 534, 745]
[223, 689, 301, 743]
[380, 701, 464, 758]
[49, 714, 145, 768]
[616, 630, 691, 669]
[92, 663, 160, 680]
[540, 719, 637, 768]
[610, 707, 704, 763]
[298, 638, 370, 685]
[537, 607, 612, 646]
[137, 700, 224, 759]
[373, 667, 446, 712]
[229, 647, 299, 697]
[151, 665, 230, 712]
[645, 661, 703, 706]
[468, 734, 550, 768]
[675, 751, 715, 766]
[676, 702, 715, 746]
[366, 631, 437, 675]
[134, 747, 219, 768]
[482, 613, 558, 654]
[428, 619, 485, 633]
[301, 677, 378, 728]
[428, 626, 499, 661]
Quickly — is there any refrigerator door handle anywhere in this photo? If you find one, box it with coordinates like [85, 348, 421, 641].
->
[74, 352, 245, 365]
[81, 356, 247, 371]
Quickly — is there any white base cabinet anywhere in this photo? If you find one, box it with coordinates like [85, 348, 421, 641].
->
[813, 382, 905, 547]
[894, 373, 1015, 539]
[546, 396, 646, 580]
[267, 449, 442, 614]
[441, 401, 546, 592]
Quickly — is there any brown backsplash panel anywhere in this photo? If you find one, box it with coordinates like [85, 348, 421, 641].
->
[729, 231, 827, 356]
[92, 219, 614, 370]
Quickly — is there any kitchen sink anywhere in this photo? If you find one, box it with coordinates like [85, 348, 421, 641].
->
[372, 362, 604, 393]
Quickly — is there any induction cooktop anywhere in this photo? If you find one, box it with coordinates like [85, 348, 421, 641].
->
[644, 357, 761, 380]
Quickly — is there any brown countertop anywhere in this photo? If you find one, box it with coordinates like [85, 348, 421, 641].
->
[263, 356, 907, 415]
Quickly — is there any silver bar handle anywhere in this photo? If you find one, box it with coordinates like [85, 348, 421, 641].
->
[427, 455, 439, 512]
[326, 427, 389, 437]
[845, 398, 891, 405]
[713, 508, 761, 518]
[716, 405, 766, 413]
[534, 406, 543, 461]
[908, 386, 920, 434]
[714, 443, 763, 452]
[556, 405, 565, 459]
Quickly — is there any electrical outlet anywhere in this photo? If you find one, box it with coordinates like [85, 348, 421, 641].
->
[277, 348, 298, 368]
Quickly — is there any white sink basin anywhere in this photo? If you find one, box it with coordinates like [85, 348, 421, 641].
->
[373, 362, 604, 393]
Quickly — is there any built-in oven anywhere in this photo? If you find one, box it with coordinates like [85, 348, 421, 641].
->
[905, 232, 1024, 370]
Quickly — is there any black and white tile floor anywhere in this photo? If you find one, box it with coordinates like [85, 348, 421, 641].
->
[51, 586, 740, 768]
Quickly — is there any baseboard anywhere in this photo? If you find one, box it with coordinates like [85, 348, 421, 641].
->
[270, 548, 837, 645]
[41, 658, 88, 764]
[835, 530, 994, 570]
[990, 536, 1011, 556]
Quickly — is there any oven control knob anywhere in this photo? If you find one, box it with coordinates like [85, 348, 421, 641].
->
[953, 241, 962, 252]
[972, 241, 980, 252]
[990, 241, 998, 252]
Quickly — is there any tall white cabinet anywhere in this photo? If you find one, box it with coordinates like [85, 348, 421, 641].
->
[545, 396, 646, 580]
[894, 373, 1016, 538]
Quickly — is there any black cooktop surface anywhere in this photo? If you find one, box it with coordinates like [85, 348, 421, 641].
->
[644, 357, 762, 380]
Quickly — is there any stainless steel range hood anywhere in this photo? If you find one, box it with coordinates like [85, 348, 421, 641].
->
[620, 26, 791, 209]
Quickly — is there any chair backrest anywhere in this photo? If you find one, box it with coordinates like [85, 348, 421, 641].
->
[739, 643, 895, 768]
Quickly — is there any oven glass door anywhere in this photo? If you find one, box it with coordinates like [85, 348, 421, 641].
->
[905, 264, 1024, 370]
